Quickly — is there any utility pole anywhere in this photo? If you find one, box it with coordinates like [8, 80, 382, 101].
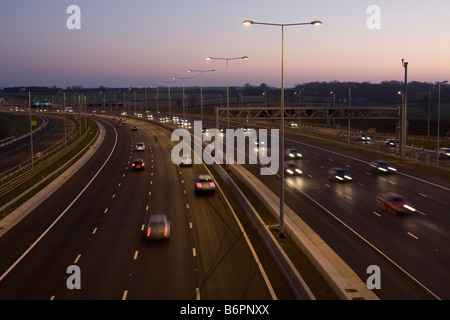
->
[400, 59, 408, 157]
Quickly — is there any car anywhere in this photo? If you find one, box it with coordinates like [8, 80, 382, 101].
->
[255, 138, 265, 147]
[112, 116, 116, 120]
[116, 122, 122, 127]
[284, 161, 302, 175]
[376, 192, 415, 215]
[195, 174, 216, 194]
[285, 147, 302, 159]
[131, 159, 145, 170]
[122, 120, 128, 124]
[357, 134, 371, 142]
[135, 142, 145, 151]
[288, 122, 299, 127]
[438, 147, 450, 159]
[131, 125, 138, 131]
[370, 160, 397, 173]
[145, 214, 170, 240]
[180, 155, 193, 167]
[383, 139, 396, 147]
[328, 167, 352, 182]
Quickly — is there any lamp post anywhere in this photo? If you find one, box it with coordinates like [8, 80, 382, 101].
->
[437, 80, 448, 166]
[161, 80, 177, 118]
[206, 56, 248, 170]
[173, 76, 193, 122]
[187, 68, 215, 124]
[400, 59, 408, 157]
[243, 19, 322, 238]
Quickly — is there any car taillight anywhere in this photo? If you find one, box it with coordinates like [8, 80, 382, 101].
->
[196, 182, 202, 188]
[164, 226, 168, 237]
[210, 182, 215, 187]
[132, 163, 135, 167]
[147, 227, 151, 237]
[141, 163, 145, 166]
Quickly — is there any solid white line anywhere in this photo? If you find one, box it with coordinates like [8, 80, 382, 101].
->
[122, 290, 128, 300]
[196, 288, 200, 300]
[192, 248, 196, 257]
[0, 122, 118, 283]
[407, 232, 419, 240]
[134, 251, 139, 260]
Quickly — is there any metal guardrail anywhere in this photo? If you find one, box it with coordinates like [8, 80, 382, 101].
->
[0, 127, 90, 197]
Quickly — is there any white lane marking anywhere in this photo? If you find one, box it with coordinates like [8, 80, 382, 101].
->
[122, 290, 128, 300]
[0, 121, 118, 283]
[74, 254, 81, 264]
[407, 232, 419, 240]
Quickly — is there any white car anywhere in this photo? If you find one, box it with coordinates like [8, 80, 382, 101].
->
[135, 142, 145, 151]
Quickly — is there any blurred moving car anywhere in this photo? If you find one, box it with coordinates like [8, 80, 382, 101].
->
[131, 125, 138, 131]
[116, 122, 122, 127]
[357, 134, 371, 142]
[288, 122, 299, 127]
[195, 174, 216, 194]
[370, 160, 397, 173]
[145, 214, 170, 240]
[180, 155, 193, 167]
[376, 192, 415, 215]
[284, 161, 302, 176]
[438, 147, 450, 159]
[131, 159, 145, 170]
[285, 147, 302, 159]
[383, 139, 396, 147]
[135, 142, 145, 151]
[328, 167, 352, 182]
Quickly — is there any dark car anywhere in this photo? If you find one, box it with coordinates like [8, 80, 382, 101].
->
[370, 160, 397, 173]
[376, 192, 415, 215]
[195, 174, 216, 194]
[145, 214, 170, 240]
[328, 167, 352, 182]
[180, 155, 193, 167]
[131, 159, 145, 170]
[284, 161, 302, 176]
[131, 125, 138, 131]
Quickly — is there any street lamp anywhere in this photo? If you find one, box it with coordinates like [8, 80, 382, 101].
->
[173, 76, 194, 122]
[187, 68, 215, 124]
[206, 56, 248, 170]
[243, 18, 322, 238]
[437, 80, 448, 166]
[161, 80, 177, 118]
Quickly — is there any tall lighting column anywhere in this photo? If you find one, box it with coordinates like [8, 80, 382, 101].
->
[437, 80, 448, 166]
[243, 19, 322, 238]
[161, 80, 177, 118]
[187, 68, 215, 124]
[173, 76, 194, 122]
[206, 56, 248, 170]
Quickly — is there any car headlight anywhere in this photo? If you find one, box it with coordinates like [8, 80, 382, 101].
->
[286, 169, 294, 174]
[344, 175, 352, 180]
[335, 176, 343, 180]
[388, 167, 397, 171]
[403, 204, 415, 212]
[289, 153, 294, 157]
[295, 169, 302, 174]
[378, 167, 387, 172]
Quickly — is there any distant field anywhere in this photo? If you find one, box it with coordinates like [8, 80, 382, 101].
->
[0, 113, 42, 140]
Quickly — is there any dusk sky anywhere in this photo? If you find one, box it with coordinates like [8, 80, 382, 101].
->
[1, 0, 449, 88]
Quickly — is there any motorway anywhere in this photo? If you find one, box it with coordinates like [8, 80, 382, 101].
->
[1, 112, 449, 300]
[0, 116, 294, 300]
[0, 113, 76, 176]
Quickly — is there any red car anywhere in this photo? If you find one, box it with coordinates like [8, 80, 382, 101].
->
[376, 192, 415, 215]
